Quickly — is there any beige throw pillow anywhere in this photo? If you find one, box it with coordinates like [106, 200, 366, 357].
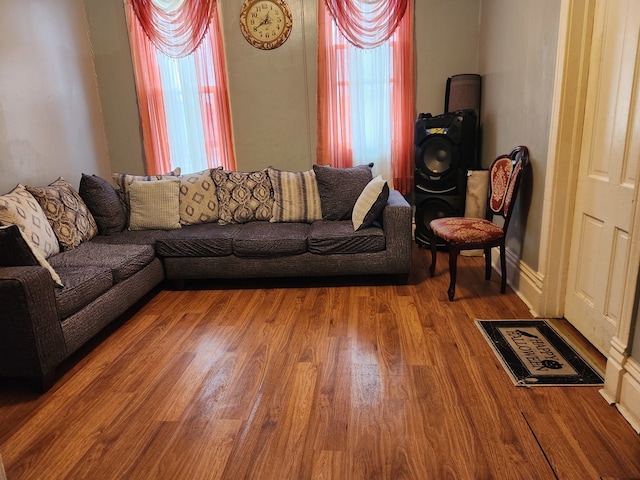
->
[212, 169, 273, 224]
[128, 179, 181, 231]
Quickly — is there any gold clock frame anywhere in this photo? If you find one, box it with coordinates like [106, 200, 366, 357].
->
[239, 0, 293, 50]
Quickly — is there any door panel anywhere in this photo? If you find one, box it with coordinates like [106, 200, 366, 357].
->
[564, 0, 640, 354]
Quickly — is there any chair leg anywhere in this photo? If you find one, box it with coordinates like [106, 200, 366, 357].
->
[499, 244, 507, 293]
[484, 247, 492, 280]
[429, 231, 438, 277]
[448, 245, 460, 301]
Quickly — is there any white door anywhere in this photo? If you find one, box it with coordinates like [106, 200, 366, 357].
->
[564, 0, 640, 354]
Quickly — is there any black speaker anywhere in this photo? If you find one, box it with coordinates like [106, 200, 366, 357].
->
[414, 181, 466, 249]
[414, 109, 478, 195]
[445, 74, 482, 120]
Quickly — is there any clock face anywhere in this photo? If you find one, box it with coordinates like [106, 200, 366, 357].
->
[240, 0, 293, 50]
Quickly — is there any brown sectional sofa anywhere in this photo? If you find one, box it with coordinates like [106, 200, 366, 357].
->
[0, 165, 412, 391]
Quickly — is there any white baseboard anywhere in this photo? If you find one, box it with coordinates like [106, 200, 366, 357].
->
[614, 357, 640, 434]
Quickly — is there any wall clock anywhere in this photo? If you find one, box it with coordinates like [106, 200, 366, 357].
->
[239, 0, 293, 50]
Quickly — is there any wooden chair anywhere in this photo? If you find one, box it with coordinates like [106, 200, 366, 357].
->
[428, 145, 530, 300]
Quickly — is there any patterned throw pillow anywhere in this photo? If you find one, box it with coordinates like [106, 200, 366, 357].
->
[352, 175, 389, 231]
[267, 167, 322, 223]
[0, 224, 63, 287]
[313, 163, 374, 220]
[112, 167, 181, 220]
[212, 169, 273, 224]
[0, 184, 60, 259]
[128, 179, 181, 231]
[178, 168, 221, 225]
[27, 178, 98, 251]
[79, 174, 127, 235]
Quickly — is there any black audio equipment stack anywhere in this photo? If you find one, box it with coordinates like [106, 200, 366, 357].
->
[414, 109, 478, 248]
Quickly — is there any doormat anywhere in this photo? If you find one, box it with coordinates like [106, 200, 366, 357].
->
[475, 319, 604, 387]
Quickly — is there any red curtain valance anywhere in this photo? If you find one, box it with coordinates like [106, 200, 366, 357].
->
[128, 0, 216, 58]
[322, 0, 409, 49]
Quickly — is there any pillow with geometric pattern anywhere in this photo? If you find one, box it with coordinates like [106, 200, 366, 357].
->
[0, 224, 63, 287]
[26, 177, 98, 251]
[0, 184, 60, 259]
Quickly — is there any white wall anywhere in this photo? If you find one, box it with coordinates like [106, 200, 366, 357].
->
[0, 0, 110, 194]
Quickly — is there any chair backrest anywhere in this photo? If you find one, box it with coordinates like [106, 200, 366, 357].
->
[486, 145, 530, 233]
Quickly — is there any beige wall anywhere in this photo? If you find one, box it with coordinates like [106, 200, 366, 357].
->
[85, 0, 481, 175]
[477, 0, 561, 272]
[0, 0, 110, 194]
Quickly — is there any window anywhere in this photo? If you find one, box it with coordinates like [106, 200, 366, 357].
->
[126, 0, 235, 174]
[317, 0, 414, 194]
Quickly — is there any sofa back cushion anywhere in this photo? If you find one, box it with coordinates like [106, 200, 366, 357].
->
[312, 163, 373, 221]
[79, 174, 127, 235]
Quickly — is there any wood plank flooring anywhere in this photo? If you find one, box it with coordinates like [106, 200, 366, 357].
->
[1, 245, 640, 479]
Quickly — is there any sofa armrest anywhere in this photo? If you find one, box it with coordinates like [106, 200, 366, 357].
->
[0, 266, 67, 383]
[382, 189, 413, 273]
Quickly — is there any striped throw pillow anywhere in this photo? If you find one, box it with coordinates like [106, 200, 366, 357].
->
[268, 168, 322, 223]
[352, 175, 389, 231]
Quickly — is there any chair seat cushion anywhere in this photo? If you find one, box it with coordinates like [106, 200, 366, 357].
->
[54, 266, 113, 319]
[430, 217, 504, 244]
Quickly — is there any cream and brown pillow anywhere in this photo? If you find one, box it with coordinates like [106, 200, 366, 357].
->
[26, 177, 98, 251]
[268, 167, 322, 223]
[128, 179, 181, 231]
[0, 184, 60, 259]
[0, 224, 63, 287]
[212, 169, 273, 224]
[178, 168, 221, 225]
[352, 175, 389, 231]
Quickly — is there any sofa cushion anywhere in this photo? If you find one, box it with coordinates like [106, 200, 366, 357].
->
[352, 175, 389, 231]
[0, 224, 63, 287]
[90, 229, 171, 247]
[155, 223, 241, 257]
[128, 179, 181, 231]
[313, 163, 373, 221]
[0, 184, 60, 259]
[54, 266, 113, 319]
[212, 169, 273, 224]
[27, 177, 98, 251]
[233, 222, 309, 257]
[48, 243, 156, 284]
[79, 174, 127, 235]
[267, 167, 322, 223]
[308, 220, 385, 254]
[179, 168, 221, 225]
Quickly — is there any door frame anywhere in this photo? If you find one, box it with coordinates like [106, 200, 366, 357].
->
[540, 0, 640, 430]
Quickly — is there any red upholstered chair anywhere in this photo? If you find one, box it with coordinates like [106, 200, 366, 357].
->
[428, 146, 530, 300]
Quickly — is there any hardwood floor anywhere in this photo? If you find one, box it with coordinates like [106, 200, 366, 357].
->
[1, 245, 640, 479]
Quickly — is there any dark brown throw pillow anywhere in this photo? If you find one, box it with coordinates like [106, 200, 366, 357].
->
[79, 174, 127, 235]
[312, 163, 374, 220]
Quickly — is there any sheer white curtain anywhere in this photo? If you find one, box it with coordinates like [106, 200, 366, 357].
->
[156, 52, 208, 173]
[330, 11, 393, 183]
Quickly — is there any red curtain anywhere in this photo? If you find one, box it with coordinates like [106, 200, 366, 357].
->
[323, 0, 409, 49]
[129, 0, 214, 58]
